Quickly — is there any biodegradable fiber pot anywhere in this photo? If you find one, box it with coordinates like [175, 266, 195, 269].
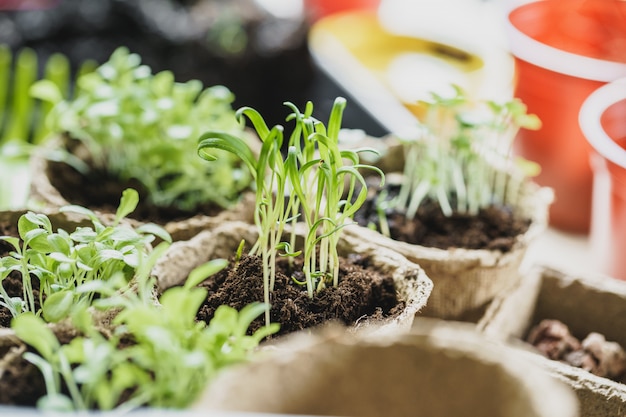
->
[345, 136, 553, 321]
[152, 220, 433, 334]
[28, 139, 256, 242]
[194, 318, 579, 417]
[478, 266, 626, 417]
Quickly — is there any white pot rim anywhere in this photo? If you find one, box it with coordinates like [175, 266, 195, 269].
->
[579, 77, 626, 168]
[505, 0, 626, 82]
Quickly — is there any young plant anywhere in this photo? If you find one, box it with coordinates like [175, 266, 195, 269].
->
[0, 45, 90, 209]
[393, 86, 541, 219]
[11, 252, 277, 412]
[198, 97, 382, 325]
[0, 188, 171, 322]
[33, 46, 252, 212]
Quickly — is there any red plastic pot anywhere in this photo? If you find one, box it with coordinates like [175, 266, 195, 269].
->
[304, 0, 380, 22]
[505, 0, 626, 234]
[580, 77, 626, 280]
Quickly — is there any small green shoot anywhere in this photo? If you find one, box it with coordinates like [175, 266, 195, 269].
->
[198, 97, 383, 327]
[34, 46, 252, 212]
[392, 86, 541, 220]
[0, 188, 171, 321]
[12, 257, 277, 411]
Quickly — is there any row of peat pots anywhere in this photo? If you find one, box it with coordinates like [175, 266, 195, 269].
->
[0, 89, 618, 416]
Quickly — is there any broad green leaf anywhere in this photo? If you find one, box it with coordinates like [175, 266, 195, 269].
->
[60, 205, 98, 222]
[12, 313, 60, 358]
[0, 236, 20, 252]
[24, 228, 53, 252]
[30, 79, 63, 104]
[47, 233, 71, 255]
[42, 290, 75, 322]
[115, 188, 139, 223]
[184, 259, 228, 289]
[135, 223, 172, 243]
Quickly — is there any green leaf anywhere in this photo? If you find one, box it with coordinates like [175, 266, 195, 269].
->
[184, 259, 228, 289]
[12, 313, 60, 358]
[0, 236, 20, 251]
[42, 290, 75, 322]
[197, 131, 257, 177]
[135, 223, 172, 243]
[30, 79, 64, 104]
[46, 233, 71, 255]
[60, 205, 98, 222]
[24, 228, 53, 253]
[115, 188, 139, 223]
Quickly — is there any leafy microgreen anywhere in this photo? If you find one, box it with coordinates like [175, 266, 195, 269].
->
[34, 46, 252, 212]
[0, 188, 171, 321]
[392, 86, 541, 220]
[198, 97, 383, 326]
[12, 256, 277, 411]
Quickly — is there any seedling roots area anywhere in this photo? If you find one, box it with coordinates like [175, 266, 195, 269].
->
[355, 187, 530, 252]
[197, 254, 404, 337]
[46, 153, 223, 223]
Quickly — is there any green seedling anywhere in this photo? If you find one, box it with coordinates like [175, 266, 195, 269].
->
[0, 188, 171, 321]
[32, 46, 252, 212]
[198, 97, 383, 326]
[393, 86, 541, 220]
[12, 255, 277, 411]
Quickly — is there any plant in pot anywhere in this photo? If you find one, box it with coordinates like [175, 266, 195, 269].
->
[29, 46, 256, 241]
[348, 86, 553, 321]
[0, 189, 276, 410]
[153, 96, 433, 337]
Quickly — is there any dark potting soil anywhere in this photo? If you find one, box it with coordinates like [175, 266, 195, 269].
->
[0, 348, 46, 407]
[196, 254, 404, 337]
[354, 183, 531, 252]
[46, 154, 224, 224]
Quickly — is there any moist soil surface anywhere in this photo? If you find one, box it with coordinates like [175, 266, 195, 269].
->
[46, 151, 224, 224]
[354, 183, 531, 252]
[196, 253, 405, 337]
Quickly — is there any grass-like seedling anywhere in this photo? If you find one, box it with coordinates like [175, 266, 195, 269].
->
[198, 97, 382, 325]
[393, 86, 541, 219]
[11, 250, 277, 412]
[33, 46, 252, 212]
[0, 45, 93, 209]
[0, 188, 171, 322]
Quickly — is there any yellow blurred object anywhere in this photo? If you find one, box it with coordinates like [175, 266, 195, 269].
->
[308, 3, 514, 134]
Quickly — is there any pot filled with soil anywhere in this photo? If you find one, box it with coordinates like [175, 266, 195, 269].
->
[195, 318, 579, 417]
[153, 97, 433, 336]
[348, 88, 553, 321]
[153, 219, 432, 337]
[29, 47, 258, 241]
[479, 266, 626, 417]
